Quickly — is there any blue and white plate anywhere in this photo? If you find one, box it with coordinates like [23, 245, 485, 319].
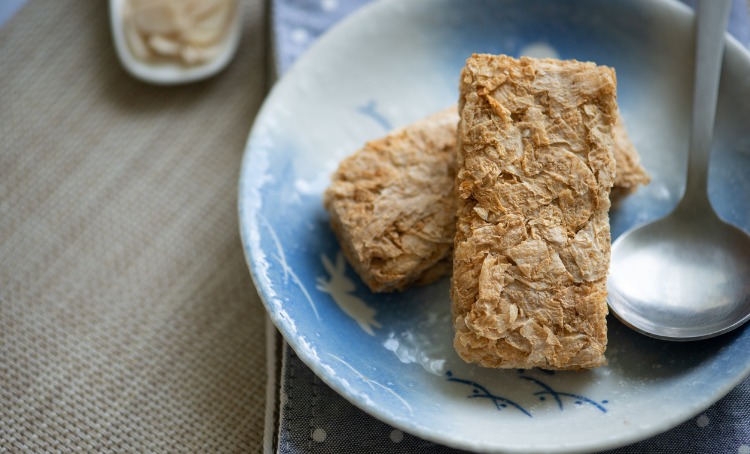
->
[239, 0, 750, 452]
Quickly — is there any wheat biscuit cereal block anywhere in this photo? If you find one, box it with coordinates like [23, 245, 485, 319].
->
[324, 103, 646, 293]
[452, 54, 617, 369]
[323, 108, 458, 293]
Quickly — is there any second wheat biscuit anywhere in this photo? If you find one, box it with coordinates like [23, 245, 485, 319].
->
[453, 54, 617, 369]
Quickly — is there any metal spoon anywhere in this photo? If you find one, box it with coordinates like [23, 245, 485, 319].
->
[607, 0, 750, 341]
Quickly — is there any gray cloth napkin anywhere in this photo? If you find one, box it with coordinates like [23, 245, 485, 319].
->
[269, 1, 750, 452]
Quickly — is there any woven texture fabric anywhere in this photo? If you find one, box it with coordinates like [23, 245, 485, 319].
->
[0, 0, 269, 452]
[278, 343, 750, 454]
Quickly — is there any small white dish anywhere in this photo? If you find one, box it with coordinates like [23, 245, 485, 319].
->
[109, 0, 242, 85]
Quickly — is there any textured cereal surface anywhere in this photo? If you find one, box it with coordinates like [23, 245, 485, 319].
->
[453, 54, 617, 369]
[323, 108, 458, 292]
[611, 112, 651, 199]
[323, 103, 646, 293]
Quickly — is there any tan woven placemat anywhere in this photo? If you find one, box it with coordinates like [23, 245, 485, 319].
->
[0, 0, 270, 451]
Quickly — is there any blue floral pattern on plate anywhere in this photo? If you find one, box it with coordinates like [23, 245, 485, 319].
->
[446, 369, 609, 417]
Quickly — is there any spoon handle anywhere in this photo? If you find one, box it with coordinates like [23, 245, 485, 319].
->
[680, 0, 732, 213]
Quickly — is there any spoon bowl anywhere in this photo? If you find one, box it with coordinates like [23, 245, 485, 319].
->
[609, 211, 750, 340]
